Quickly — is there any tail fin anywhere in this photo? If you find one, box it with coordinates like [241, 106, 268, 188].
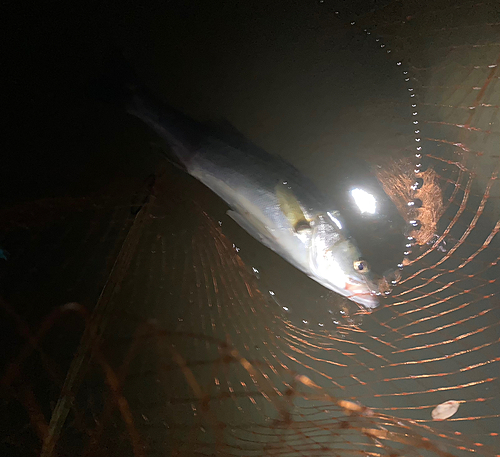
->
[90, 52, 202, 168]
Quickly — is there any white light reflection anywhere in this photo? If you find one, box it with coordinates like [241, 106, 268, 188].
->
[350, 188, 377, 214]
[327, 211, 342, 230]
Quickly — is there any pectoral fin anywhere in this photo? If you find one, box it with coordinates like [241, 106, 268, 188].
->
[275, 182, 312, 233]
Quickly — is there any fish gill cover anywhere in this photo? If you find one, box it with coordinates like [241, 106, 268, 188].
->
[1, 0, 499, 456]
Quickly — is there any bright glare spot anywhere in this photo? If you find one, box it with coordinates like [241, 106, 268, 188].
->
[327, 211, 342, 230]
[351, 188, 377, 214]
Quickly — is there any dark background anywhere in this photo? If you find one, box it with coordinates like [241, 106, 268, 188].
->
[1, 0, 398, 205]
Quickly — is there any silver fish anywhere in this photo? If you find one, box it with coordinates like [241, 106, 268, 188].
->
[120, 79, 379, 308]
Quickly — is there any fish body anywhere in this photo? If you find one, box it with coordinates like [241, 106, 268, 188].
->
[114, 71, 379, 308]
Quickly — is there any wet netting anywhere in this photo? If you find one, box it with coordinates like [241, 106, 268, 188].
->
[2, 1, 499, 456]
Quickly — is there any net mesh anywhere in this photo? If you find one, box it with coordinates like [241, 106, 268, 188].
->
[1, 1, 499, 456]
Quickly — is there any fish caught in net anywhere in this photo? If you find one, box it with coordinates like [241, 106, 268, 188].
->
[1, 0, 499, 456]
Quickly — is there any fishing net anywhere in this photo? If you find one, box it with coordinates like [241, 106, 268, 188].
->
[1, 1, 499, 456]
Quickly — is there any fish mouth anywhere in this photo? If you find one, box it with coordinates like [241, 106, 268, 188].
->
[345, 281, 379, 309]
[313, 275, 379, 309]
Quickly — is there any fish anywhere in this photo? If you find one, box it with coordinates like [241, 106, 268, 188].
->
[97, 58, 379, 308]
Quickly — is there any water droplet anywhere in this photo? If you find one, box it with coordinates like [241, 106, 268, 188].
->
[409, 220, 422, 230]
[412, 198, 423, 208]
[413, 177, 424, 189]
[416, 158, 429, 172]
[397, 61, 402, 66]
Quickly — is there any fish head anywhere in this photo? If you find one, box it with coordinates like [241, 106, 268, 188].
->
[309, 213, 379, 309]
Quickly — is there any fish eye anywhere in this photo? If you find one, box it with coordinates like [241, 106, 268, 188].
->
[353, 259, 370, 274]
